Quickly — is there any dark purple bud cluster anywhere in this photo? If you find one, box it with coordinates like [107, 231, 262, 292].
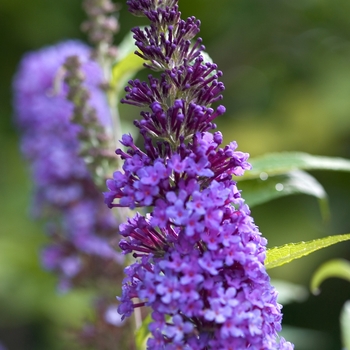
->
[121, 1, 226, 143]
[128, 0, 203, 71]
[122, 56, 225, 140]
[127, 0, 179, 18]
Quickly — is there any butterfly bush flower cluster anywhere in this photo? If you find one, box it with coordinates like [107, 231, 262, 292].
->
[13, 41, 123, 292]
[103, 0, 294, 348]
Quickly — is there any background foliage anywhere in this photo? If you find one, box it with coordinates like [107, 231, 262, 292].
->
[1, 0, 350, 349]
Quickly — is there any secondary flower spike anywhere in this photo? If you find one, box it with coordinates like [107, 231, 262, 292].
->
[104, 1, 294, 348]
[13, 41, 122, 291]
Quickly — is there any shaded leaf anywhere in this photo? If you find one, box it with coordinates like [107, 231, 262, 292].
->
[279, 325, 333, 350]
[341, 301, 350, 350]
[240, 152, 350, 180]
[271, 279, 308, 305]
[265, 234, 350, 270]
[238, 170, 329, 218]
[310, 259, 350, 295]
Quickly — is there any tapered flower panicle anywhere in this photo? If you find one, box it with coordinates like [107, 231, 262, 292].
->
[105, 0, 294, 348]
[13, 41, 122, 290]
[122, 1, 224, 142]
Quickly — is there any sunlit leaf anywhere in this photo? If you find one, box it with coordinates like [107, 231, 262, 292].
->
[111, 53, 144, 97]
[238, 170, 329, 218]
[340, 300, 350, 350]
[135, 313, 152, 350]
[114, 31, 139, 64]
[240, 152, 350, 180]
[110, 31, 145, 96]
[310, 259, 350, 295]
[265, 234, 350, 270]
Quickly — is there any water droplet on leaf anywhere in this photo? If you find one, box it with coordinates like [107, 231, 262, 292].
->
[275, 183, 284, 191]
[259, 172, 268, 181]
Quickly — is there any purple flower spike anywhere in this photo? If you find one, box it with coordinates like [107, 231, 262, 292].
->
[106, 1, 294, 349]
[13, 41, 122, 289]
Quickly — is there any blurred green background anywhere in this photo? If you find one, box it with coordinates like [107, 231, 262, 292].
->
[1, 0, 350, 349]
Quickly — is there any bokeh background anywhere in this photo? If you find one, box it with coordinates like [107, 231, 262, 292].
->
[1, 0, 350, 349]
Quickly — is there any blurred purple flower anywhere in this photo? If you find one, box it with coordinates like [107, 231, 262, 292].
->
[13, 40, 122, 288]
[104, 304, 125, 327]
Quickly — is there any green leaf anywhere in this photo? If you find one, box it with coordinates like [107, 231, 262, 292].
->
[310, 259, 350, 295]
[240, 152, 350, 180]
[200, 50, 214, 64]
[111, 52, 144, 96]
[114, 31, 140, 64]
[135, 313, 152, 350]
[309, 260, 350, 348]
[341, 300, 350, 350]
[238, 170, 329, 218]
[265, 233, 350, 270]
[111, 31, 145, 96]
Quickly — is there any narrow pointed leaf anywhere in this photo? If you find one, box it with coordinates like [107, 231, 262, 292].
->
[111, 52, 144, 96]
[239, 170, 329, 218]
[240, 152, 350, 180]
[265, 233, 350, 270]
[114, 31, 142, 64]
[310, 259, 350, 295]
[110, 31, 145, 96]
[341, 301, 350, 350]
